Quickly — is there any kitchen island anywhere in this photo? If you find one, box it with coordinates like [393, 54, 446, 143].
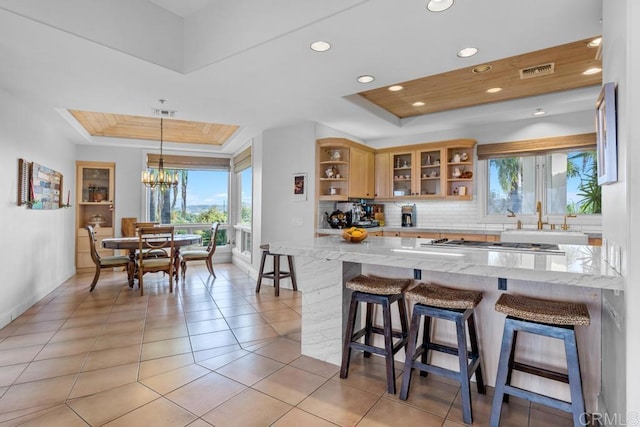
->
[269, 235, 621, 412]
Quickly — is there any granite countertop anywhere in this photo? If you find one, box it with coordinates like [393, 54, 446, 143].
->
[270, 235, 621, 290]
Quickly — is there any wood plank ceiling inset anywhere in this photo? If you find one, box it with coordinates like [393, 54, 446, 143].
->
[69, 111, 239, 146]
[357, 37, 602, 119]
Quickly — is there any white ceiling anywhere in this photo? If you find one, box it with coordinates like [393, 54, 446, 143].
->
[0, 0, 603, 153]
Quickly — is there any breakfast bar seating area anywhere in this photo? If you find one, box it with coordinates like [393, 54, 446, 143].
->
[0, 262, 585, 426]
[269, 235, 619, 421]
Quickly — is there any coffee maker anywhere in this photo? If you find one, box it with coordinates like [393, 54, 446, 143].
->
[401, 204, 416, 227]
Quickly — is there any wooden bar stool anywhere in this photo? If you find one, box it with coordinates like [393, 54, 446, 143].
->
[490, 293, 590, 427]
[340, 275, 412, 394]
[399, 283, 485, 425]
[255, 244, 298, 297]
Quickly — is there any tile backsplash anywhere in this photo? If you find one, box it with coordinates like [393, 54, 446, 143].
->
[318, 199, 601, 234]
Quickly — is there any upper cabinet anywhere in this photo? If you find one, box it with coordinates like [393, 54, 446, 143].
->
[349, 147, 374, 199]
[316, 138, 475, 202]
[377, 139, 476, 201]
[374, 153, 391, 199]
[316, 138, 375, 201]
[389, 147, 446, 198]
[445, 143, 475, 199]
[76, 161, 115, 272]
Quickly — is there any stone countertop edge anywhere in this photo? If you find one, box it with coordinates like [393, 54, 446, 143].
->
[270, 236, 622, 291]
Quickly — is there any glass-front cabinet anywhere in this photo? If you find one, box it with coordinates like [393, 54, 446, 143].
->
[380, 139, 475, 201]
[391, 151, 414, 197]
[417, 148, 444, 197]
[76, 161, 115, 272]
[391, 148, 445, 198]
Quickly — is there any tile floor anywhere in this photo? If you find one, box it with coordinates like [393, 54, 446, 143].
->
[0, 263, 575, 426]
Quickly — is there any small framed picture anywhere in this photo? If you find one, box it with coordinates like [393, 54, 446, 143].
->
[292, 173, 307, 201]
[596, 82, 618, 185]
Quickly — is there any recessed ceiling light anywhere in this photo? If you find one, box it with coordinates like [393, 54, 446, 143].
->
[357, 75, 375, 84]
[486, 87, 502, 93]
[457, 47, 478, 58]
[472, 64, 492, 74]
[426, 0, 454, 12]
[587, 37, 602, 48]
[582, 67, 602, 75]
[310, 41, 331, 52]
[388, 85, 404, 92]
[532, 108, 546, 116]
[412, 101, 425, 107]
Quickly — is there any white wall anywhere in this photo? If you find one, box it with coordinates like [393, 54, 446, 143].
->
[259, 122, 317, 246]
[602, 0, 640, 418]
[0, 89, 76, 327]
[625, 0, 640, 413]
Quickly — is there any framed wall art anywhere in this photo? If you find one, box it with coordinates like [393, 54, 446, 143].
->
[17, 159, 66, 209]
[292, 173, 307, 201]
[596, 82, 618, 185]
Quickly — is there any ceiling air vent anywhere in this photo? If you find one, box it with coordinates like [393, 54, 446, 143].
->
[519, 62, 555, 79]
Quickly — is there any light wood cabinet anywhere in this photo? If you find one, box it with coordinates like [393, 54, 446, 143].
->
[389, 147, 446, 198]
[349, 146, 375, 199]
[376, 139, 476, 201]
[316, 138, 375, 201]
[588, 237, 602, 246]
[374, 153, 391, 199]
[76, 161, 115, 273]
[445, 144, 474, 199]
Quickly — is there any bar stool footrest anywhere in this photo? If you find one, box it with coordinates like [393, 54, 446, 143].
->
[423, 342, 477, 359]
[503, 385, 573, 413]
[512, 361, 570, 384]
[261, 271, 292, 280]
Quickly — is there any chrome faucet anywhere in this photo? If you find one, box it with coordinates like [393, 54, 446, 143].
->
[536, 201, 545, 230]
[506, 209, 516, 218]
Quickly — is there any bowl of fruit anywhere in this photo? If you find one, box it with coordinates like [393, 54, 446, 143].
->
[341, 227, 368, 243]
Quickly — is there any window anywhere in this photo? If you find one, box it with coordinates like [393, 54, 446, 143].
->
[239, 167, 252, 224]
[146, 154, 230, 245]
[487, 150, 600, 215]
[479, 133, 601, 219]
[232, 147, 252, 259]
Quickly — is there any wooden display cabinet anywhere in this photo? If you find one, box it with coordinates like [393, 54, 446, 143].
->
[445, 144, 474, 199]
[389, 147, 446, 198]
[75, 161, 115, 272]
[316, 138, 375, 201]
[381, 139, 475, 200]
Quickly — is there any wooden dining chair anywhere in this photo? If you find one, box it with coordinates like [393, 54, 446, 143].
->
[133, 222, 167, 258]
[137, 226, 175, 296]
[180, 223, 220, 280]
[134, 221, 159, 229]
[86, 225, 131, 292]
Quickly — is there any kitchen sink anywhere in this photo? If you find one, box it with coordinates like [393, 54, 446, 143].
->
[500, 230, 588, 245]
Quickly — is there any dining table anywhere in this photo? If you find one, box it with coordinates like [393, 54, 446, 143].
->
[102, 234, 202, 287]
